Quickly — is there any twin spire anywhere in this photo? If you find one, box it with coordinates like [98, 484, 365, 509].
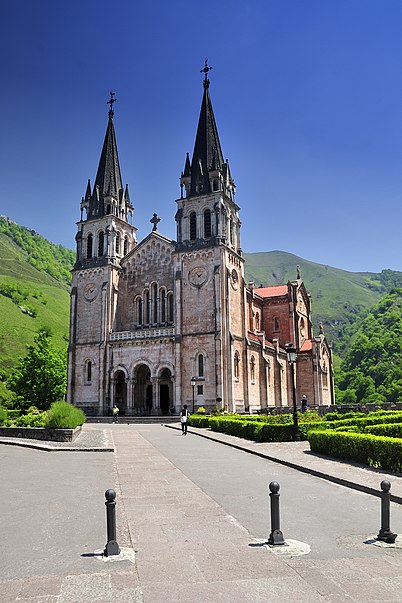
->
[82, 64, 235, 223]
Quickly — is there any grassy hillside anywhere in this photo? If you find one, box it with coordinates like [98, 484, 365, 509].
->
[244, 251, 402, 355]
[0, 218, 74, 378]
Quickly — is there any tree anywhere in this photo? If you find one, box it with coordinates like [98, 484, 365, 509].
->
[7, 330, 67, 410]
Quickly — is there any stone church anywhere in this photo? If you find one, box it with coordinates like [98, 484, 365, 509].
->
[67, 68, 334, 416]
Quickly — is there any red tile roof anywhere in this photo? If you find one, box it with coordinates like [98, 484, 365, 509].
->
[300, 340, 313, 352]
[254, 285, 288, 298]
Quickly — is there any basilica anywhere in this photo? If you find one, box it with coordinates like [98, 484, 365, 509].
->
[67, 68, 334, 415]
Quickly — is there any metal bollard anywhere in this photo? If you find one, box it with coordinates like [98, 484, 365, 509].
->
[268, 481, 285, 545]
[376, 480, 397, 544]
[104, 489, 121, 556]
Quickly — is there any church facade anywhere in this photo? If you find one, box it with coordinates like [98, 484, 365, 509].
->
[67, 72, 334, 416]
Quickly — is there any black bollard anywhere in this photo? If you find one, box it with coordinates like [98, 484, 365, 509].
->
[268, 481, 285, 545]
[376, 480, 397, 544]
[104, 489, 121, 556]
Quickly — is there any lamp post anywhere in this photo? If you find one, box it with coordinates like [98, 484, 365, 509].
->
[190, 376, 197, 414]
[286, 344, 300, 441]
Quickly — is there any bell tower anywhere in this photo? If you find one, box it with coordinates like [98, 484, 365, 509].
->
[174, 63, 247, 412]
[67, 93, 137, 414]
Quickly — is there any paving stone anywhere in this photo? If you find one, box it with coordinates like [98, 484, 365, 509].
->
[18, 575, 63, 598]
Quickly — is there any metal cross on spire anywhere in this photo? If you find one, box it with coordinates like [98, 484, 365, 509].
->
[200, 59, 212, 88]
[150, 213, 161, 231]
[107, 91, 116, 117]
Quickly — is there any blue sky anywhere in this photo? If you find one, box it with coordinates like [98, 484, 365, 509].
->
[1, 0, 401, 273]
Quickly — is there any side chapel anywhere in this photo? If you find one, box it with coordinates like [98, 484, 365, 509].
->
[67, 66, 334, 415]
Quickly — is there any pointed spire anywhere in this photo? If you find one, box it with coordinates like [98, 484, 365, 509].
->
[85, 179, 91, 201]
[183, 152, 191, 177]
[124, 183, 130, 203]
[189, 61, 225, 196]
[88, 93, 124, 219]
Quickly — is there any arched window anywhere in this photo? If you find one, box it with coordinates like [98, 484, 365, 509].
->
[98, 231, 104, 257]
[161, 289, 166, 323]
[274, 317, 280, 331]
[167, 293, 174, 323]
[255, 312, 260, 332]
[250, 356, 256, 382]
[189, 212, 197, 240]
[115, 232, 120, 254]
[137, 298, 143, 325]
[123, 236, 128, 256]
[86, 234, 93, 259]
[204, 209, 211, 238]
[86, 361, 92, 382]
[198, 354, 204, 377]
[145, 290, 150, 324]
[213, 179, 219, 191]
[152, 283, 158, 324]
[234, 351, 240, 380]
[229, 219, 234, 244]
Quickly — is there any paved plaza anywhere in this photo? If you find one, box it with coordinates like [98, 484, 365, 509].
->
[0, 423, 402, 602]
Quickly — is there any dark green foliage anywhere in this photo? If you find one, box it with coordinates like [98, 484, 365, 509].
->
[0, 407, 7, 426]
[14, 412, 47, 427]
[335, 289, 402, 403]
[308, 430, 402, 472]
[188, 415, 210, 428]
[7, 331, 67, 410]
[45, 401, 86, 429]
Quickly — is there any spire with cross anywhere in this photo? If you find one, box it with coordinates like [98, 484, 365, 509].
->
[107, 91, 116, 118]
[200, 59, 212, 89]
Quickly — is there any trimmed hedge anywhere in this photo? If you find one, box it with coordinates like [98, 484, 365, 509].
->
[309, 429, 402, 472]
[365, 423, 402, 438]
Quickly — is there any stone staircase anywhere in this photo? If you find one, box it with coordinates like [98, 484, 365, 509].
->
[86, 415, 179, 424]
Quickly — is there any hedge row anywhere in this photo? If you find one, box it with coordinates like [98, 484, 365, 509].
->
[365, 422, 402, 438]
[314, 411, 402, 432]
[308, 430, 402, 472]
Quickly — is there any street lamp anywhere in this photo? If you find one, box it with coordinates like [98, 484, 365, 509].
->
[286, 344, 300, 441]
[190, 376, 197, 414]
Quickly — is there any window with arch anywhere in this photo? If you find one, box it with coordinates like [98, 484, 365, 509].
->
[234, 351, 240, 380]
[161, 289, 166, 323]
[167, 293, 174, 323]
[189, 212, 197, 240]
[152, 283, 158, 324]
[98, 231, 104, 257]
[250, 355, 256, 382]
[229, 219, 234, 244]
[274, 317, 280, 331]
[115, 232, 120, 254]
[204, 209, 211, 238]
[145, 290, 150, 324]
[86, 234, 93, 259]
[86, 360, 92, 382]
[137, 297, 143, 325]
[255, 312, 260, 332]
[213, 179, 219, 191]
[123, 236, 128, 256]
[198, 354, 204, 378]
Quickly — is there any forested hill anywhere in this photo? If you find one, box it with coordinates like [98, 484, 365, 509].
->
[0, 217, 74, 377]
[244, 251, 402, 355]
[335, 288, 402, 404]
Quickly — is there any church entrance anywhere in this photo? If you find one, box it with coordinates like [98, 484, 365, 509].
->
[134, 364, 152, 414]
[114, 371, 127, 415]
[159, 368, 172, 414]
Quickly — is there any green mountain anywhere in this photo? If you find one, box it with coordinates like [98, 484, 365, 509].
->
[0, 217, 74, 379]
[335, 288, 402, 403]
[244, 251, 402, 356]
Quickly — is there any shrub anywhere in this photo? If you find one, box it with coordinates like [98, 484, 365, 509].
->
[45, 401, 86, 429]
[0, 407, 7, 426]
[197, 406, 206, 415]
[189, 414, 210, 428]
[308, 430, 402, 472]
[15, 412, 46, 427]
[365, 423, 402, 438]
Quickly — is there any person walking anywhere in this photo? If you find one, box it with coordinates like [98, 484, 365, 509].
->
[112, 404, 119, 423]
[180, 404, 189, 435]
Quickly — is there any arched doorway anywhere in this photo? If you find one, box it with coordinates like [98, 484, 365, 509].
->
[114, 370, 127, 415]
[159, 368, 172, 415]
[134, 364, 152, 414]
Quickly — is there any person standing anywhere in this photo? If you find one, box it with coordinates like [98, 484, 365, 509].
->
[180, 404, 189, 435]
[301, 395, 308, 413]
[112, 404, 119, 423]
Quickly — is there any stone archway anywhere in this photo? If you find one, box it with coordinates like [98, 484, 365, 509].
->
[134, 364, 152, 414]
[114, 370, 127, 415]
[159, 368, 173, 415]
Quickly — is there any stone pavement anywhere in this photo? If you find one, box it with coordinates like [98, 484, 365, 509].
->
[1, 422, 402, 602]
